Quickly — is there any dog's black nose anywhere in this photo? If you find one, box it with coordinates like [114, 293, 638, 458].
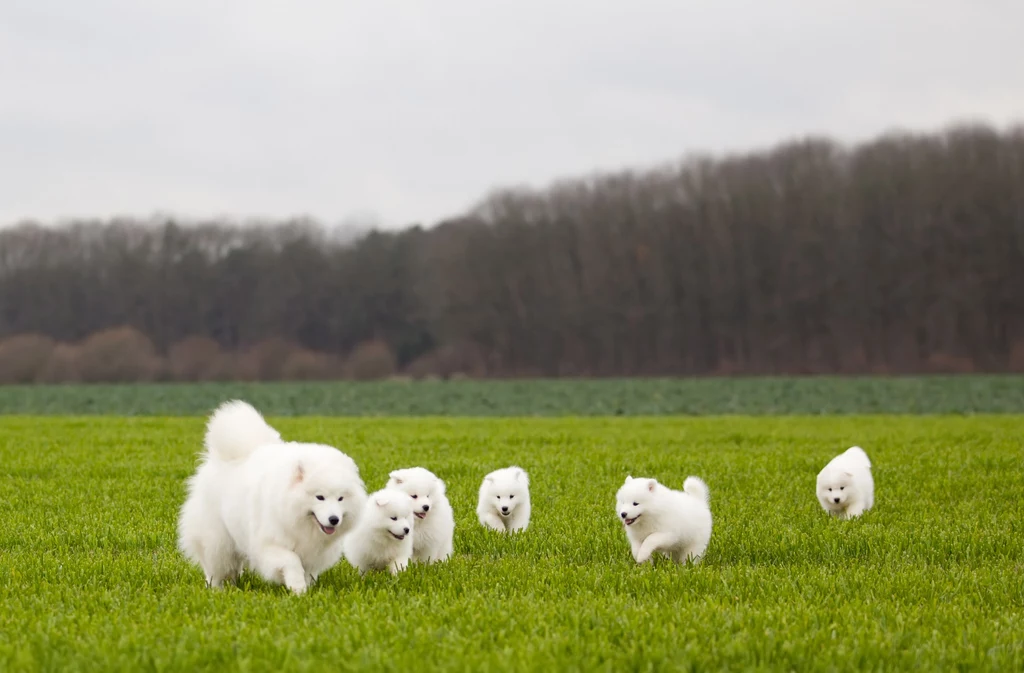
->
[620, 512, 627, 518]
[403, 527, 410, 534]
[501, 506, 509, 513]
[328, 515, 340, 525]
[833, 498, 840, 503]
[422, 505, 430, 512]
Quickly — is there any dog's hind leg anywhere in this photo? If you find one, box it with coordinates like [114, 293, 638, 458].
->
[178, 497, 237, 588]
[195, 535, 243, 589]
[676, 543, 706, 565]
[213, 554, 245, 587]
[252, 545, 309, 595]
[227, 555, 244, 584]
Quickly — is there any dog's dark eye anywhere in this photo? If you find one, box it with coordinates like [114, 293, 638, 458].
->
[337, 496, 344, 501]
[509, 495, 514, 499]
[839, 487, 845, 491]
[390, 516, 397, 521]
[316, 495, 325, 501]
[828, 488, 832, 492]
[632, 502, 638, 506]
[411, 495, 418, 499]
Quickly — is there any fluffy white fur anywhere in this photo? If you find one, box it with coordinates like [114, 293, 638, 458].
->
[616, 475, 712, 565]
[477, 466, 531, 532]
[816, 446, 874, 519]
[343, 488, 416, 575]
[385, 467, 454, 563]
[178, 400, 367, 594]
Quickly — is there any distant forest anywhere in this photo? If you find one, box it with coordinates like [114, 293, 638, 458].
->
[2, 123, 1023, 383]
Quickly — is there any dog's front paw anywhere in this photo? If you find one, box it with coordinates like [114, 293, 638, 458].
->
[284, 571, 308, 595]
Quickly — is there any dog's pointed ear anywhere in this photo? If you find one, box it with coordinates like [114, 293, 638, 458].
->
[389, 471, 403, 485]
[647, 479, 657, 492]
[485, 476, 494, 483]
[625, 475, 633, 482]
[292, 463, 304, 486]
[514, 468, 524, 481]
[375, 495, 390, 507]
[843, 471, 854, 478]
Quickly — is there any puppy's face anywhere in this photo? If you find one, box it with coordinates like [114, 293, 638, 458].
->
[616, 476, 657, 527]
[387, 467, 445, 522]
[817, 470, 854, 511]
[289, 455, 367, 537]
[484, 469, 527, 518]
[369, 489, 415, 541]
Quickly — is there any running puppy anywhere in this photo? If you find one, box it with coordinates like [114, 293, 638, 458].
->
[615, 475, 712, 565]
[477, 466, 530, 533]
[386, 467, 455, 563]
[816, 446, 875, 519]
[344, 488, 416, 575]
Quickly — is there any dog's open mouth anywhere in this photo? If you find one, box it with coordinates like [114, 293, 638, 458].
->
[390, 532, 406, 540]
[312, 515, 336, 535]
[500, 510, 510, 517]
[414, 512, 427, 520]
[624, 515, 640, 526]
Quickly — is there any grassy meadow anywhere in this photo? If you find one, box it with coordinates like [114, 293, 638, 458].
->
[0, 404, 1022, 671]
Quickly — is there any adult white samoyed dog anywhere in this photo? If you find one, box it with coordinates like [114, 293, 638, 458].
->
[344, 487, 416, 575]
[816, 446, 874, 519]
[177, 400, 367, 594]
[477, 466, 531, 533]
[385, 467, 455, 563]
[616, 475, 712, 565]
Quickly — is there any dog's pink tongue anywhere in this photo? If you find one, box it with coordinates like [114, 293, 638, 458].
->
[322, 526, 336, 535]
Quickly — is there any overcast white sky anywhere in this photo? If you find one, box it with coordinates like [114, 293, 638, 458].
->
[1, 1, 1022, 228]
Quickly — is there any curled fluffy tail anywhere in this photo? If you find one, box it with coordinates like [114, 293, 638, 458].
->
[683, 476, 710, 504]
[843, 446, 872, 469]
[203, 400, 281, 463]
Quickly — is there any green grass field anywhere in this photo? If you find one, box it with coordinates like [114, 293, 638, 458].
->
[2, 375, 1024, 415]
[1, 412, 1022, 671]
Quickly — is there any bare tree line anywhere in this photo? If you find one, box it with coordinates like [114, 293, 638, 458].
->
[1, 123, 1023, 382]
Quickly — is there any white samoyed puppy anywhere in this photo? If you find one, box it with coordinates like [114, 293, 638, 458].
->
[615, 475, 712, 565]
[477, 466, 530, 532]
[816, 446, 874, 519]
[178, 400, 367, 594]
[344, 488, 416, 575]
[385, 467, 455, 563]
